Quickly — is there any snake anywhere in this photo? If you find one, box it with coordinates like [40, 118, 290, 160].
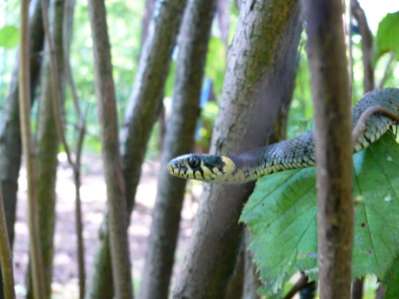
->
[167, 88, 399, 183]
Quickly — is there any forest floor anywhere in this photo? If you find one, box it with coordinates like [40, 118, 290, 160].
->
[13, 153, 203, 299]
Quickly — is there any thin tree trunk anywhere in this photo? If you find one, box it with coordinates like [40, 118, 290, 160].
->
[138, 1, 216, 298]
[88, 2, 133, 299]
[19, 1, 46, 298]
[86, 1, 187, 298]
[302, 1, 353, 299]
[0, 191, 15, 299]
[26, 1, 67, 298]
[62, 1, 87, 297]
[0, 1, 44, 297]
[172, 1, 301, 298]
[0, 0, 43, 251]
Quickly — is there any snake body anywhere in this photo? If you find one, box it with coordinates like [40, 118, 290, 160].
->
[168, 88, 399, 183]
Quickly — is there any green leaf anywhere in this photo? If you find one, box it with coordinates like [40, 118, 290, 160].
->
[0, 25, 19, 48]
[375, 12, 399, 61]
[205, 37, 226, 94]
[383, 255, 399, 299]
[240, 133, 399, 296]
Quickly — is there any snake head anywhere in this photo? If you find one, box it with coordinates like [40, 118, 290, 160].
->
[167, 154, 236, 182]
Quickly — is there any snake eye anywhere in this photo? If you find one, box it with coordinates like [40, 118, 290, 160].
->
[188, 157, 200, 169]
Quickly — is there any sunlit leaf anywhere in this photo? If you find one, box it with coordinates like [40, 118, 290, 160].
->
[0, 25, 19, 48]
[375, 11, 399, 61]
[240, 133, 399, 296]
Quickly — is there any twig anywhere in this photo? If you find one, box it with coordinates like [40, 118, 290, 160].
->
[347, 0, 354, 94]
[0, 190, 15, 299]
[351, 0, 374, 91]
[72, 117, 86, 299]
[19, 1, 46, 298]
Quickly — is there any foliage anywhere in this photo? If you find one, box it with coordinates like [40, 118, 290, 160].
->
[241, 133, 399, 296]
[0, 25, 19, 48]
[375, 11, 399, 61]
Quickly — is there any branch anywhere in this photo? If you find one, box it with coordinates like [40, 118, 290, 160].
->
[19, 1, 46, 298]
[40, 0, 74, 166]
[351, 0, 375, 91]
[42, 1, 87, 297]
[0, 191, 15, 299]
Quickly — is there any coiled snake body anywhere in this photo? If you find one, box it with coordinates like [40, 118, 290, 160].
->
[168, 88, 399, 183]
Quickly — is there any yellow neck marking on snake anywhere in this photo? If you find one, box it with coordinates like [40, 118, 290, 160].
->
[221, 156, 236, 175]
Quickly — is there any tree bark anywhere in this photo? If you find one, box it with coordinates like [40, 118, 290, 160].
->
[302, 1, 353, 299]
[138, 1, 216, 298]
[86, 1, 187, 298]
[172, 1, 301, 298]
[26, 1, 68, 298]
[224, 239, 244, 299]
[242, 230, 261, 299]
[88, 2, 133, 299]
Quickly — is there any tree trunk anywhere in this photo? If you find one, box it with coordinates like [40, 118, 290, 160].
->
[302, 1, 353, 299]
[172, 1, 301, 298]
[86, 1, 187, 298]
[138, 1, 216, 298]
[26, 1, 68, 298]
[88, 2, 133, 299]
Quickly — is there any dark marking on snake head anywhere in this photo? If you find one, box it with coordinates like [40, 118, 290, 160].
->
[203, 155, 225, 172]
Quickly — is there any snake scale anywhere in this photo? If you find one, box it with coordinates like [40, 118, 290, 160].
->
[167, 88, 399, 183]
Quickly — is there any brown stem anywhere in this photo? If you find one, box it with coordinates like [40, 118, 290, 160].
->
[351, 0, 375, 92]
[0, 191, 15, 299]
[88, 1, 134, 298]
[19, 1, 46, 298]
[41, 1, 87, 297]
[40, 0, 74, 166]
